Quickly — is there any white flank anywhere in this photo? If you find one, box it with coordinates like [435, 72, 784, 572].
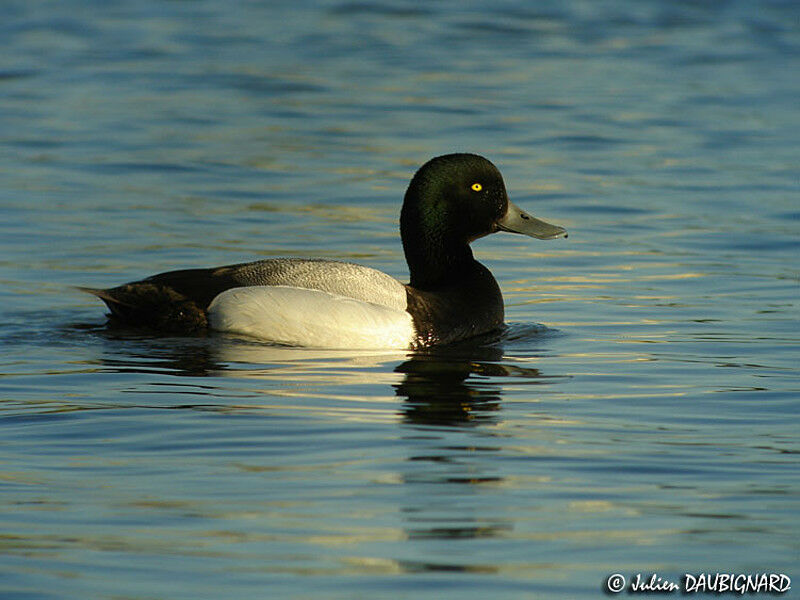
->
[208, 286, 415, 349]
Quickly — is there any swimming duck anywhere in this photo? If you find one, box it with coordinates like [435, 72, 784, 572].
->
[83, 153, 567, 349]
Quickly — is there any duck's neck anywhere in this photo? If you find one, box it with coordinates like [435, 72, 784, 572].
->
[401, 211, 477, 290]
[405, 242, 477, 290]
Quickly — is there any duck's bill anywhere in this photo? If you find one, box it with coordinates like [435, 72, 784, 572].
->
[497, 201, 568, 240]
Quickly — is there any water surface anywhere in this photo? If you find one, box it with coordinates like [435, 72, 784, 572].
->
[1, 1, 798, 598]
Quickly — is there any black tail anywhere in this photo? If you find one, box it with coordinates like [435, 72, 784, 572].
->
[78, 284, 208, 333]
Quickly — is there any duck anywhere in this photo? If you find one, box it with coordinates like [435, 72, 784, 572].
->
[83, 153, 567, 349]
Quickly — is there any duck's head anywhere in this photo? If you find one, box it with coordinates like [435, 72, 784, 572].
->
[401, 153, 567, 288]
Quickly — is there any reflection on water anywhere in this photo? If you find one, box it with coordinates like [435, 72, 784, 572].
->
[3, 306, 798, 596]
[80, 326, 558, 430]
[396, 354, 505, 427]
[11, 328, 558, 579]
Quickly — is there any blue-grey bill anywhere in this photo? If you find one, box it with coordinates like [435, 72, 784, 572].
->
[497, 201, 568, 240]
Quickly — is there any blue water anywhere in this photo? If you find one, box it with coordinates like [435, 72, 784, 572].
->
[1, 1, 798, 598]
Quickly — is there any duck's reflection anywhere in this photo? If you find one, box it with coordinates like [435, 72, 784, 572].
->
[86, 326, 545, 430]
[83, 326, 553, 574]
[395, 347, 504, 427]
[394, 330, 546, 428]
[77, 324, 225, 377]
[391, 344, 520, 564]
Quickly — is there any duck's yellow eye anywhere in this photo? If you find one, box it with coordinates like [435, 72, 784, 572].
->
[471, 183, 483, 192]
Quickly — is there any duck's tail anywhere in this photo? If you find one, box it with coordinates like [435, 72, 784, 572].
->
[76, 286, 129, 307]
[78, 284, 208, 333]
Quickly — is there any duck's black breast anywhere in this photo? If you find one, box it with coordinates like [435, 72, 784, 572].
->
[405, 260, 504, 348]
